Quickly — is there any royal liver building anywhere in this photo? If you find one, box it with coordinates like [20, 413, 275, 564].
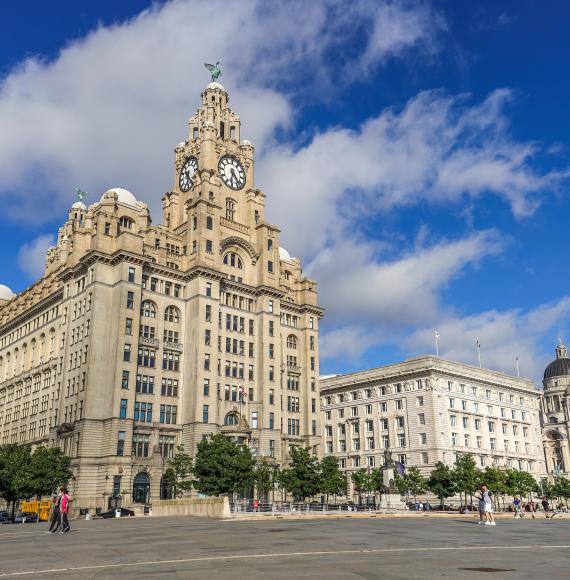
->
[0, 79, 323, 511]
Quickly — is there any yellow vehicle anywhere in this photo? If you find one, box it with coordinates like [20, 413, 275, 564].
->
[20, 500, 51, 522]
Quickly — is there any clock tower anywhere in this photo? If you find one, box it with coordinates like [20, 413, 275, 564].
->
[160, 79, 323, 462]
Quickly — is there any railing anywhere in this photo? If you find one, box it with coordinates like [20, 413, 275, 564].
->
[139, 336, 159, 348]
[220, 217, 250, 235]
[286, 364, 301, 374]
[163, 341, 183, 352]
[229, 500, 392, 517]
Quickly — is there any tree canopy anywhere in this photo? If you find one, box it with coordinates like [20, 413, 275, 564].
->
[193, 434, 255, 497]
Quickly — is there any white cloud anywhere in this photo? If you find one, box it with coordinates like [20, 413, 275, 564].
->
[259, 89, 569, 258]
[408, 298, 570, 381]
[309, 229, 505, 327]
[17, 234, 54, 279]
[0, 0, 442, 223]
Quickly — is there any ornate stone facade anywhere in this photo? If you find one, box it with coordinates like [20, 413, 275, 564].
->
[540, 342, 570, 476]
[321, 356, 546, 499]
[0, 82, 323, 512]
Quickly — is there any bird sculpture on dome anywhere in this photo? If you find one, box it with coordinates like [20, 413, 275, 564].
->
[204, 61, 222, 82]
[74, 187, 88, 202]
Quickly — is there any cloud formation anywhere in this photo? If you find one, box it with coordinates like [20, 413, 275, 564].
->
[0, 0, 442, 222]
[17, 234, 54, 279]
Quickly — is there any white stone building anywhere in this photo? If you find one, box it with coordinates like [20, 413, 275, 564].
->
[321, 356, 546, 498]
[0, 81, 323, 512]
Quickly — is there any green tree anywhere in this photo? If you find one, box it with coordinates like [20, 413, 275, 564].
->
[164, 445, 194, 498]
[351, 469, 373, 505]
[453, 454, 482, 507]
[193, 434, 255, 497]
[0, 444, 33, 515]
[280, 447, 321, 502]
[552, 476, 570, 506]
[505, 469, 538, 501]
[254, 458, 277, 501]
[28, 446, 72, 498]
[319, 456, 346, 503]
[394, 467, 427, 503]
[427, 462, 456, 508]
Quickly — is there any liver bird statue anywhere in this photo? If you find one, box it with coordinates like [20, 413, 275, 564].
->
[74, 187, 88, 202]
[204, 61, 222, 82]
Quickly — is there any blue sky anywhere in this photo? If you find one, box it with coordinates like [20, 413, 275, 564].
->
[0, 0, 569, 382]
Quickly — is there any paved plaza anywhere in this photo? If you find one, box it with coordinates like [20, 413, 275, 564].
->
[0, 516, 569, 579]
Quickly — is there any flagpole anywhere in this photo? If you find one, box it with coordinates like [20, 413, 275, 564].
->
[476, 338, 482, 368]
[434, 331, 440, 357]
[516, 356, 520, 378]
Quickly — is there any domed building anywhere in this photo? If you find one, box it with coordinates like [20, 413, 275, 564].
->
[541, 341, 570, 476]
[0, 80, 323, 515]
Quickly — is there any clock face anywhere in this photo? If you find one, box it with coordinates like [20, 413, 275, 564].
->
[179, 156, 198, 192]
[218, 155, 246, 190]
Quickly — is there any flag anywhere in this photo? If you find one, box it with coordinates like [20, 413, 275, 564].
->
[435, 331, 440, 340]
[239, 385, 247, 400]
[476, 338, 481, 349]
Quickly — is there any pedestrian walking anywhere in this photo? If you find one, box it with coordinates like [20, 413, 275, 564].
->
[47, 493, 61, 533]
[59, 487, 71, 533]
[513, 496, 522, 518]
[478, 484, 496, 526]
[541, 496, 550, 518]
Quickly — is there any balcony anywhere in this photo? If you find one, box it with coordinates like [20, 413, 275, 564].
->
[139, 336, 160, 349]
[286, 363, 301, 374]
[220, 217, 250, 235]
[164, 341, 183, 352]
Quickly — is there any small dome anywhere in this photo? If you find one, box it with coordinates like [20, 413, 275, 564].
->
[545, 358, 570, 380]
[0, 284, 15, 300]
[206, 81, 226, 92]
[176, 142, 185, 148]
[100, 187, 138, 208]
[279, 247, 294, 261]
[545, 342, 570, 380]
[71, 201, 87, 211]
[241, 140, 252, 146]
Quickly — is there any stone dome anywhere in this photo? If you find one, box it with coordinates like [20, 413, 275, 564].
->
[100, 187, 138, 208]
[0, 284, 15, 300]
[206, 81, 226, 92]
[544, 342, 570, 380]
[279, 247, 294, 261]
[241, 140, 252, 146]
[71, 201, 87, 211]
[545, 358, 570, 380]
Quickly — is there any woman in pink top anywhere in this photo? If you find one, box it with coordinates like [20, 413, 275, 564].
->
[59, 487, 71, 533]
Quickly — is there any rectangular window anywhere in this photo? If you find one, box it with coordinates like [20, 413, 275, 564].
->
[269, 389, 274, 405]
[119, 399, 127, 420]
[268, 260, 273, 273]
[125, 318, 133, 335]
[268, 300, 273, 313]
[159, 404, 178, 425]
[204, 354, 210, 371]
[206, 282, 212, 297]
[123, 344, 131, 362]
[251, 411, 259, 429]
[121, 370, 129, 389]
[116, 431, 125, 456]
[128, 267, 135, 283]
[203, 405, 209, 423]
[418, 413, 425, 425]
[269, 412, 275, 430]
[203, 379, 210, 396]
[206, 240, 213, 253]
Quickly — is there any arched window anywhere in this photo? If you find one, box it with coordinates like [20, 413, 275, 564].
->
[223, 252, 243, 269]
[132, 472, 150, 504]
[119, 216, 134, 229]
[225, 198, 236, 221]
[140, 300, 157, 318]
[224, 412, 239, 426]
[284, 270, 291, 280]
[286, 335, 298, 349]
[164, 306, 180, 324]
